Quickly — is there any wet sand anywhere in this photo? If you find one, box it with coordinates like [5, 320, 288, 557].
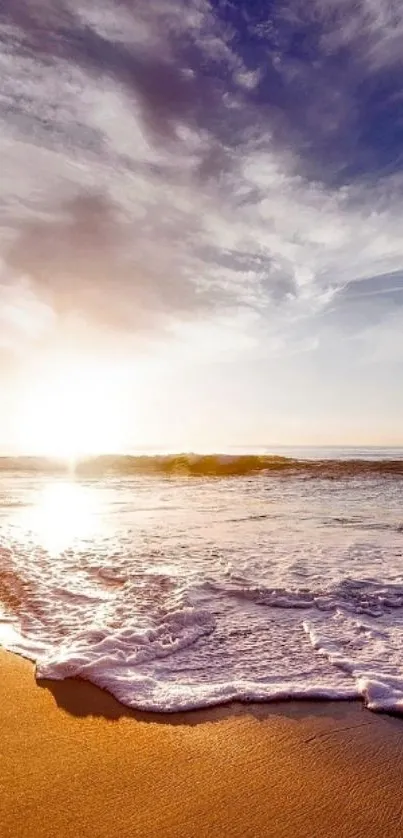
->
[1, 649, 403, 837]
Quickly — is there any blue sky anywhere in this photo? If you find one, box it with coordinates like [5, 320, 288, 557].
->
[1, 1, 403, 451]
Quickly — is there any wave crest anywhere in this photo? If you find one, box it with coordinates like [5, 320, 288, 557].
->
[1, 453, 403, 477]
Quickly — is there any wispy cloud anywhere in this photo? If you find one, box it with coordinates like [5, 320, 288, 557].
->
[1, 0, 403, 368]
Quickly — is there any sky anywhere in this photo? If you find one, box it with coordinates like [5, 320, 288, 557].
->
[1, 0, 403, 453]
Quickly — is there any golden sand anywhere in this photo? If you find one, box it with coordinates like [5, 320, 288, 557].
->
[1, 649, 403, 837]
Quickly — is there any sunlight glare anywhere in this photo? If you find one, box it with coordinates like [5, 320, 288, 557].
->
[15, 359, 127, 461]
[22, 481, 101, 554]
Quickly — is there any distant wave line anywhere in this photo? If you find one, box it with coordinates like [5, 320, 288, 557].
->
[1, 454, 403, 477]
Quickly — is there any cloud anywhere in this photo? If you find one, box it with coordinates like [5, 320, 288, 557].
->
[1, 0, 403, 366]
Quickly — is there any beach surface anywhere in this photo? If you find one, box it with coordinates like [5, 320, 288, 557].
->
[1, 649, 403, 838]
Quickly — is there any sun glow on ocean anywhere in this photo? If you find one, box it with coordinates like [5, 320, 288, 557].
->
[21, 481, 103, 554]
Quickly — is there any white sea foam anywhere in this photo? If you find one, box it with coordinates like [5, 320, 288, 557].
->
[1, 471, 403, 712]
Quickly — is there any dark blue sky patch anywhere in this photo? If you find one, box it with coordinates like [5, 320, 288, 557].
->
[208, 0, 403, 185]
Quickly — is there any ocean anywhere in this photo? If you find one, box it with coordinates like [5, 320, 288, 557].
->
[1, 447, 403, 713]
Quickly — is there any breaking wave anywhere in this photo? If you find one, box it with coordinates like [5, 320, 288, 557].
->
[1, 453, 403, 477]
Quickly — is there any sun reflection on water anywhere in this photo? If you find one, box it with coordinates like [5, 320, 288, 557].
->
[22, 481, 102, 554]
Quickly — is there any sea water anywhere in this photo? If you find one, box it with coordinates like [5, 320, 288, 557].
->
[1, 449, 403, 713]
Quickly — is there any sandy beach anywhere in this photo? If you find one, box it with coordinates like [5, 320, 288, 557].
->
[0, 650, 402, 837]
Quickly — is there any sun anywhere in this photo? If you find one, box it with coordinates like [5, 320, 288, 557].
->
[15, 358, 126, 461]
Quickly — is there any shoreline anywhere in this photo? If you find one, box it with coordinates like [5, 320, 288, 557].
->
[2, 650, 403, 837]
